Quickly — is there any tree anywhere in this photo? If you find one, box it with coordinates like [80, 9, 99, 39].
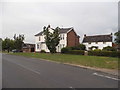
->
[43, 25, 60, 53]
[114, 31, 120, 44]
[2, 38, 14, 53]
[14, 34, 25, 51]
[0, 38, 2, 51]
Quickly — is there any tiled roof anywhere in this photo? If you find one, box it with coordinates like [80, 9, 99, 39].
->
[35, 28, 72, 36]
[59, 28, 72, 33]
[35, 32, 43, 36]
[83, 34, 112, 43]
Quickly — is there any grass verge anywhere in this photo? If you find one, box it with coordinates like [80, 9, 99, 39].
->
[9, 52, 119, 70]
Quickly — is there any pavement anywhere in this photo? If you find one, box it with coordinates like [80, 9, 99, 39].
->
[2, 54, 119, 88]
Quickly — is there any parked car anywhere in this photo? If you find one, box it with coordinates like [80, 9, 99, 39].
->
[12, 49, 23, 53]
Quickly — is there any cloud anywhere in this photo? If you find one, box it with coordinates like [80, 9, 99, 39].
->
[1, 2, 118, 43]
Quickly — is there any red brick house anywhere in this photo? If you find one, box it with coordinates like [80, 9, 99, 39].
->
[35, 27, 80, 52]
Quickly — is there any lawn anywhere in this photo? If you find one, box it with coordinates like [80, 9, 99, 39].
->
[9, 52, 119, 70]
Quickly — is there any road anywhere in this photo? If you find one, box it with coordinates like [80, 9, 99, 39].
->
[2, 54, 118, 88]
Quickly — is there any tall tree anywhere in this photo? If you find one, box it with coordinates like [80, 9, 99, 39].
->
[14, 34, 25, 51]
[43, 25, 60, 53]
[114, 31, 120, 44]
[2, 38, 14, 53]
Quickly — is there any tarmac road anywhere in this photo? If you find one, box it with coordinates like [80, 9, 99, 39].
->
[2, 54, 118, 88]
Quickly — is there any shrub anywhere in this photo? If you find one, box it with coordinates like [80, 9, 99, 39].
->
[61, 47, 71, 53]
[40, 50, 46, 53]
[67, 50, 84, 55]
[71, 44, 86, 50]
[93, 49, 102, 51]
[88, 50, 120, 57]
[103, 46, 116, 51]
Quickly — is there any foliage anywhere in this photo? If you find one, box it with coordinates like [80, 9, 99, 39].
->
[0, 38, 2, 51]
[14, 34, 25, 51]
[43, 25, 60, 53]
[114, 31, 120, 44]
[61, 47, 84, 55]
[71, 44, 86, 50]
[88, 50, 120, 57]
[93, 49, 102, 51]
[2, 38, 15, 52]
[40, 50, 46, 53]
[61, 44, 86, 54]
[67, 50, 84, 55]
[61, 47, 71, 53]
[103, 46, 116, 51]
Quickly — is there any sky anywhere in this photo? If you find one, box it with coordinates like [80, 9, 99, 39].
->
[0, 0, 119, 43]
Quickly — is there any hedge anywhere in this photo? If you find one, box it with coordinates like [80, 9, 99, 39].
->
[88, 50, 120, 57]
[61, 47, 71, 53]
[67, 50, 84, 55]
[61, 49, 84, 55]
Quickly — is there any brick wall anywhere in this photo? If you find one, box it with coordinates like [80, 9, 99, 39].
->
[67, 30, 80, 47]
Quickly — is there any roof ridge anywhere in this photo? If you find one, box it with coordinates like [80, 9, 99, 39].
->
[86, 34, 111, 37]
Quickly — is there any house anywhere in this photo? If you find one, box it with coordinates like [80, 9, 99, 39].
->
[22, 43, 35, 52]
[82, 33, 113, 50]
[35, 26, 80, 52]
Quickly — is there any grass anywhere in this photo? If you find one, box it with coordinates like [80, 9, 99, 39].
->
[9, 52, 119, 70]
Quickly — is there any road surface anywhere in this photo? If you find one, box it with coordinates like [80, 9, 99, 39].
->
[2, 54, 118, 88]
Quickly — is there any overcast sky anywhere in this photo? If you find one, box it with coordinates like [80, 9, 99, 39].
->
[0, 0, 118, 43]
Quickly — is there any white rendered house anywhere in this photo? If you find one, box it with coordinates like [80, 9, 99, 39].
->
[35, 26, 80, 52]
[82, 34, 113, 50]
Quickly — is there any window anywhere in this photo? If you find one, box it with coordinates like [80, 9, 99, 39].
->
[103, 42, 106, 44]
[60, 35, 62, 40]
[39, 36, 41, 41]
[37, 44, 39, 49]
[63, 34, 64, 40]
[62, 44, 65, 48]
[88, 42, 91, 44]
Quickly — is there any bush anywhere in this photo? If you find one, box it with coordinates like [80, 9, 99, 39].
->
[71, 44, 86, 50]
[93, 49, 102, 51]
[103, 46, 116, 51]
[40, 50, 46, 53]
[88, 50, 120, 57]
[61, 47, 71, 53]
[67, 50, 84, 55]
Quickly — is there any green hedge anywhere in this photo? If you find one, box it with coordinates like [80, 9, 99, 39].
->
[61, 47, 71, 53]
[61, 49, 84, 55]
[67, 50, 84, 55]
[88, 50, 120, 57]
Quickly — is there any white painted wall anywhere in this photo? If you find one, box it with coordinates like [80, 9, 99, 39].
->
[83, 42, 112, 50]
[56, 33, 67, 52]
[35, 28, 67, 52]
